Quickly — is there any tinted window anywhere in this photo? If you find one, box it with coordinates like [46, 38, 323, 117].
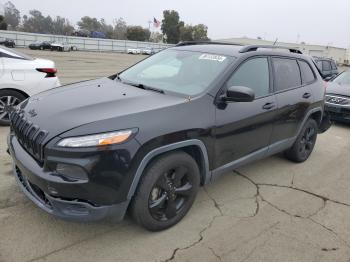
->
[322, 60, 331, 71]
[331, 61, 337, 70]
[299, 60, 315, 84]
[272, 58, 301, 91]
[227, 57, 270, 98]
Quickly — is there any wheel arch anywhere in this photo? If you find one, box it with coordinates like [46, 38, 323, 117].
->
[296, 107, 323, 137]
[0, 88, 30, 99]
[127, 139, 211, 200]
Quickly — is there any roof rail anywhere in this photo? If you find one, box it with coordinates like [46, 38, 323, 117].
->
[239, 45, 303, 54]
[176, 41, 242, 47]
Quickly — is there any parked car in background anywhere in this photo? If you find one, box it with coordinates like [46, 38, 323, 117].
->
[29, 41, 52, 50]
[0, 46, 60, 125]
[325, 70, 350, 123]
[313, 57, 339, 81]
[127, 48, 141, 54]
[50, 42, 77, 52]
[142, 48, 155, 55]
[7, 42, 330, 231]
[0, 38, 15, 48]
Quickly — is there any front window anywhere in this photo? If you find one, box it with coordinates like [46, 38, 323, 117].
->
[119, 49, 234, 96]
[332, 71, 350, 85]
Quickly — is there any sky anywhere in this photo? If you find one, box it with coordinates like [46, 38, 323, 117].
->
[3, 0, 350, 48]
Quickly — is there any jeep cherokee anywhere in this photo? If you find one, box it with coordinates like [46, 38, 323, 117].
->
[7, 42, 330, 231]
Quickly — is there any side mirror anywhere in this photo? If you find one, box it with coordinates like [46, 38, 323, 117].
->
[223, 86, 255, 102]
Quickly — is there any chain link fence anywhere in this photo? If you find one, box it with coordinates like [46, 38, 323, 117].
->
[0, 30, 172, 53]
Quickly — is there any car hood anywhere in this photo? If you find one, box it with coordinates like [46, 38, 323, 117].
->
[327, 82, 350, 97]
[19, 77, 186, 142]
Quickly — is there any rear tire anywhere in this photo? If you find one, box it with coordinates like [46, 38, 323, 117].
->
[131, 151, 200, 231]
[285, 119, 318, 163]
[0, 90, 26, 126]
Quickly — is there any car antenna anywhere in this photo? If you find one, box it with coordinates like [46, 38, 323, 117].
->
[273, 38, 278, 46]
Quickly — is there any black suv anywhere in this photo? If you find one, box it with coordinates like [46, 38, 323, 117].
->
[7, 42, 330, 231]
[313, 57, 339, 80]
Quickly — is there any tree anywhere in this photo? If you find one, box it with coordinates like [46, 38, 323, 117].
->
[51, 16, 74, 35]
[179, 24, 209, 42]
[4, 1, 20, 30]
[100, 18, 113, 38]
[126, 26, 150, 41]
[113, 18, 127, 40]
[192, 24, 209, 41]
[179, 25, 194, 42]
[0, 15, 7, 30]
[21, 10, 53, 33]
[77, 16, 101, 32]
[161, 10, 183, 44]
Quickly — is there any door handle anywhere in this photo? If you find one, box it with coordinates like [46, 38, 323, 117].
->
[303, 93, 312, 99]
[262, 102, 275, 110]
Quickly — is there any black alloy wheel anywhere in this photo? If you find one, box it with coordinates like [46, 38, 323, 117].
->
[285, 118, 318, 162]
[131, 152, 200, 231]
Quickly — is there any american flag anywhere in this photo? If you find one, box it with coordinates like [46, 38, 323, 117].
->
[153, 17, 161, 28]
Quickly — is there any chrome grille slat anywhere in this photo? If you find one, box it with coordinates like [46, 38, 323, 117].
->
[325, 95, 350, 105]
[10, 110, 48, 162]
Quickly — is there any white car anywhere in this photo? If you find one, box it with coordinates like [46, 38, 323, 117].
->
[127, 48, 141, 54]
[0, 46, 60, 125]
[50, 42, 72, 52]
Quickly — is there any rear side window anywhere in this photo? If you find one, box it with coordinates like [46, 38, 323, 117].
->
[298, 60, 315, 84]
[322, 60, 331, 71]
[331, 61, 337, 70]
[316, 61, 322, 70]
[227, 57, 270, 98]
[272, 58, 301, 91]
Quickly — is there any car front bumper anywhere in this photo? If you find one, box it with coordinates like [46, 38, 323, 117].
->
[8, 134, 130, 222]
[325, 103, 350, 123]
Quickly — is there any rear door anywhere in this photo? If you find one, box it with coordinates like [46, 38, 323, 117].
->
[269, 57, 313, 144]
[214, 56, 277, 168]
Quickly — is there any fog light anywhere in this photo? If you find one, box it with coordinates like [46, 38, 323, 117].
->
[56, 163, 88, 181]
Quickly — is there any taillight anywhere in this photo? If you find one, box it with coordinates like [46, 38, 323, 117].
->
[36, 68, 57, 78]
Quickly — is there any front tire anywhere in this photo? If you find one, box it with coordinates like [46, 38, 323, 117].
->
[0, 90, 26, 126]
[131, 151, 200, 231]
[285, 118, 318, 163]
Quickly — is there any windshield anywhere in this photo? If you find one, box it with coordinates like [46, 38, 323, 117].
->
[333, 71, 350, 85]
[0, 46, 34, 60]
[119, 49, 234, 96]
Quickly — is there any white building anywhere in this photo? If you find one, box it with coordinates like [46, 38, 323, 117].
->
[218, 37, 349, 65]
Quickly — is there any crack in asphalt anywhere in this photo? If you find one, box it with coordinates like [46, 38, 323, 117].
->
[163, 178, 263, 261]
[208, 246, 223, 262]
[203, 187, 224, 216]
[162, 213, 221, 262]
[234, 170, 350, 250]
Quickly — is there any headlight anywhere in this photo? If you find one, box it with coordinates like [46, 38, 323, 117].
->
[57, 130, 133, 148]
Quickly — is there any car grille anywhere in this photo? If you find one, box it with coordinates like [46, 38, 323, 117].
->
[325, 95, 350, 105]
[10, 110, 48, 162]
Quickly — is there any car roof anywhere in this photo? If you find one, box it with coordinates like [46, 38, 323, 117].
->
[170, 42, 307, 60]
[171, 44, 243, 57]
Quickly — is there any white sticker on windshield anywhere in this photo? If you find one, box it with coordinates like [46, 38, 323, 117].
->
[199, 54, 226, 62]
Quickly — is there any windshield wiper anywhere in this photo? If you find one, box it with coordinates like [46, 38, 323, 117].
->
[122, 81, 164, 94]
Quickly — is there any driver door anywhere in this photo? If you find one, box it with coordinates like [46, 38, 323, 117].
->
[214, 56, 277, 171]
